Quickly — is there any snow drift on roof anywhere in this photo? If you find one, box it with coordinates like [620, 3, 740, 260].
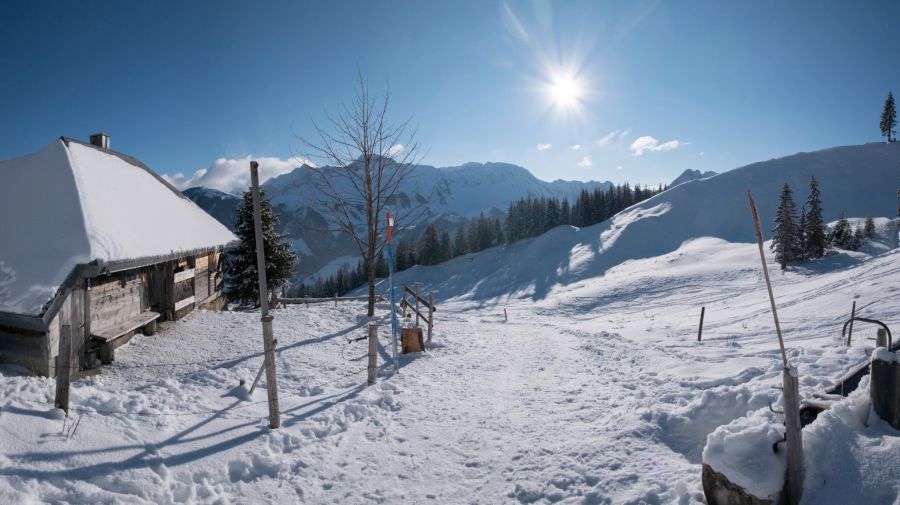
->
[0, 139, 237, 317]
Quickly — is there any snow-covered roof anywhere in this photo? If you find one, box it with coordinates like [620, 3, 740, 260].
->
[0, 138, 237, 318]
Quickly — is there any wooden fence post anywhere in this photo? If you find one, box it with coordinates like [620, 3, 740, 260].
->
[402, 284, 408, 318]
[504, 308, 508, 323]
[782, 366, 804, 505]
[250, 161, 280, 429]
[334, 292, 338, 308]
[367, 323, 377, 385]
[414, 282, 421, 327]
[54, 324, 73, 415]
[871, 348, 900, 429]
[847, 300, 856, 345]
[697, 306, 706, 342]
[876, 328, 888, 349]
[305, 294, 309, 307]
[427, 291, 434, 342]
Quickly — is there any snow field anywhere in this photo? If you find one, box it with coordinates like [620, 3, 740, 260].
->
[1, 227, 899, 503]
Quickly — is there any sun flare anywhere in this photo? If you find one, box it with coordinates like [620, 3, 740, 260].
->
[547, 75, 582, 109]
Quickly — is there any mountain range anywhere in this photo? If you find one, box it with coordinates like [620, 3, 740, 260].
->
[184, 161, 613, 285]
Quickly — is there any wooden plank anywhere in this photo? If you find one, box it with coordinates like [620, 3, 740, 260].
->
[91, 311, 160, 341]
[55, 323, 73, 413]
[174, 296, 195, 312]
[174, 268, 195, 283]
[403, 285, 437, 311]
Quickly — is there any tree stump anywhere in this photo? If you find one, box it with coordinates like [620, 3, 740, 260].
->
[401, 327, 424, 354]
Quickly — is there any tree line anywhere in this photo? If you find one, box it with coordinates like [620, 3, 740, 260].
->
[297, 182, 664, 297]
[771, 176, 879, 269]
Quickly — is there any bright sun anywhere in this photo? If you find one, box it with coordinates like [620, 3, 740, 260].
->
[548, 76, 582, 109]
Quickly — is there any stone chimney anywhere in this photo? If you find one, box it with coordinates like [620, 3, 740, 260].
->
[89, 133, 110, 149]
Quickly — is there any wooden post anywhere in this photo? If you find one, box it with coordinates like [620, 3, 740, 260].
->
[305, 294, 309, 307]
[334, 292, 338, 308]
[414, 282, 421, 327]
[54, 324, 73, 415]
[876, 328, 888, 349]
[427, 291, 434, 342]
[697, 306, 706, 342]
[402, 284, 408, 317]
[250, 161, 280, 429]
[871, 348, 900, 429]
[847, 300, 857, 346]
[504, 308, 508, 323]
[782, 366, 804, 505]
[367, 323, 377, 385]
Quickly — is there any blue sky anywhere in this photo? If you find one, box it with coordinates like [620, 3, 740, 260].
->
[1, 0, 898, 191]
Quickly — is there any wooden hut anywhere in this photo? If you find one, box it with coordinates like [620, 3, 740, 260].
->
[0, 135, 237, 376]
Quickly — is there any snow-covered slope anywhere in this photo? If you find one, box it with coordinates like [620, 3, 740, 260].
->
[381, 142, 899, 302]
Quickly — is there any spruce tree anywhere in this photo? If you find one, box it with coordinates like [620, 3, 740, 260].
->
[772, 182, 800, 269]
[803, 175, 827, 259]
[797, 206, 808, 260]
[864, 217, 876, 238]
[881, 91, 897, 142]
[830, 210, 852, 249]
[226, 189, 296, 308]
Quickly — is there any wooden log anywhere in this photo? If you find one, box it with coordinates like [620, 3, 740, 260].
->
[876, 328, 888, 349]
[427, 291, 434, 342]
[55, 323, 73, 414]
[367, 323, 377, 385]
[702, 464, 776, 505]
[782, 366, 804, 505]
[698, 306, 706, 342]
[401, 327, 424, 354]
[847, 300, 857, 346]
[871, 348, 900, 430]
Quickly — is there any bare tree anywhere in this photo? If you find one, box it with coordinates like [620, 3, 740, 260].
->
[300, 75, 422, 316]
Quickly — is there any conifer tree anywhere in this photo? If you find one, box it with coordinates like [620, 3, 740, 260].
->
[797, 206, 808, 260]
[830, 211, 852, 249]
[772, 182, 800, 269]
[803, 175, 827, 259]
[226, 189, 296, 308]
[881, 91, 897, 142]
[864, 217, 876, 239]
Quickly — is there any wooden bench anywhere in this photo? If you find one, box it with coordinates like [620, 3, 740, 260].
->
[91, 311, 160, 364]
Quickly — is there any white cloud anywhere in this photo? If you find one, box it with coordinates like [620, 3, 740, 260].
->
[536, 143, 553, 151]
[571, 144, 581, 150]
[616, 165, 623, 171]
[700, 151, 705, 156]
[577, 156, 593, 168]
[596, 128, 631, 146]
[629, 136, 683, 156]
[387, 144, 405, 157]
[164, 155, 311, 194]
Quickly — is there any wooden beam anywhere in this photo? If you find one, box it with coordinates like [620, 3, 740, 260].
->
[173, 268, 195, 284]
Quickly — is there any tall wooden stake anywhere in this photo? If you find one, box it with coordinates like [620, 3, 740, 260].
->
[427, 291, 435, 342]
[747, 190, 789, 367]
[251, 161, 281, 429]
[367, 323, 378, 385]
[847, 300, 856, 346]
[697, 306, 706, 342]
[54, 323, 73, 415]
[504, 308, 508, 323]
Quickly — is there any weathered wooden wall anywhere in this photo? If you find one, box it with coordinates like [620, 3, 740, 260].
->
[0, 325, 48, 375]
[89, 273, 142, 332]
